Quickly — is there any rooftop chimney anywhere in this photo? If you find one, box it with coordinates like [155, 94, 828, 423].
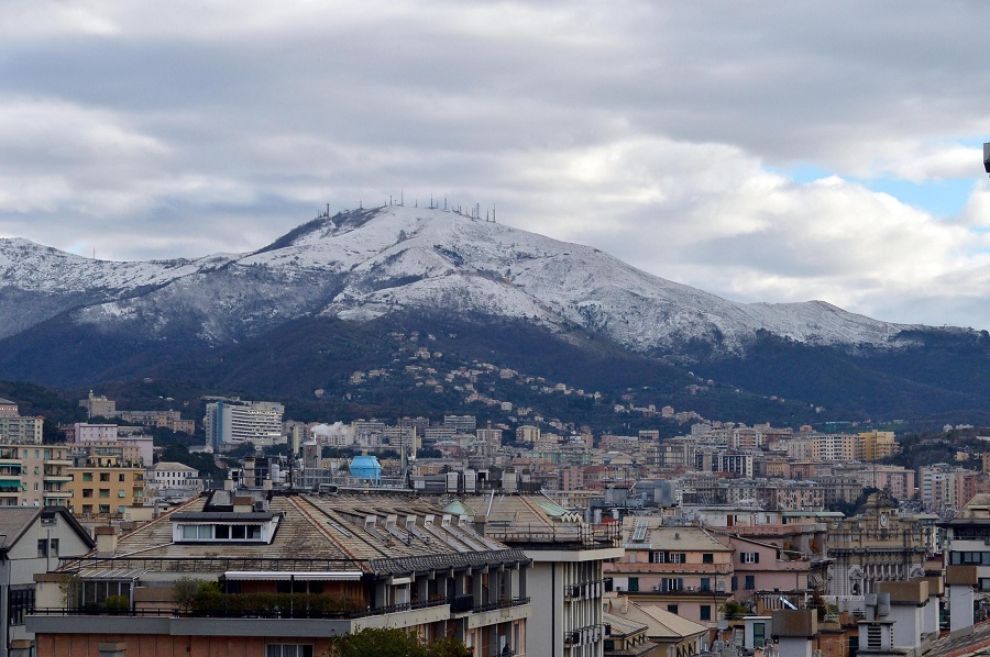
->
[94, 526, 118, 555]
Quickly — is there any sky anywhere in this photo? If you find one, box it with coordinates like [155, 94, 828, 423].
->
[1, 1, 990, 328]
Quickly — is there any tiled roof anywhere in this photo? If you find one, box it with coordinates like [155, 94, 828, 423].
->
[65, 492, 526, 578]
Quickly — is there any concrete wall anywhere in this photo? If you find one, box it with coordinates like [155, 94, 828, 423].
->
[949, 584, 974, 633]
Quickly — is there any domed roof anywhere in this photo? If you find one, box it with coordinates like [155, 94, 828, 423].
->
[349, 455, 382, 480]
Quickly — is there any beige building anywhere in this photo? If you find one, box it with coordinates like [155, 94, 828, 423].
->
[0, 444, 73, 508]
[66, 457, 145, 518]
[0, 416, 42, 446]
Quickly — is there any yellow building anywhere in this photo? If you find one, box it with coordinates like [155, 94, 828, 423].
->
[859, 430, 899, 462]
[67, 456, 145, 518]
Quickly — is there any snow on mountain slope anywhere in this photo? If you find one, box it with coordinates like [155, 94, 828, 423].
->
[1, 207, 927, 352]
[269, 206, 918, 352]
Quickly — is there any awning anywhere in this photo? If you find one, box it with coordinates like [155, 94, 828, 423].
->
[223, 571, 363, 581]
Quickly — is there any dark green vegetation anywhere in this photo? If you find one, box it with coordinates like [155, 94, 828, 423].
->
[880, 426, 990, 471]
[2, 310, 990, 432]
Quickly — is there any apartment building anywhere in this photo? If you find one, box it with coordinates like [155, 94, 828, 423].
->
[28, 491, 532, 657]
[0, 399, 17, 417]
[0, 444, 73, 508]
[607, 519, 733, 626]
[0, 416, 43, 446]
[118, 409, 195, 434]
[203, 398, 284, 451]
[66, 456, 145, 518]
[470, 494, 623, 657]
[147, 461, 203, 503]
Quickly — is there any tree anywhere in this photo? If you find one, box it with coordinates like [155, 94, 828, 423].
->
[326, 628, 469, 657]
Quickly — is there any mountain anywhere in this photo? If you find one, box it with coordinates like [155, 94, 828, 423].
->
[0, 206, 987, 427]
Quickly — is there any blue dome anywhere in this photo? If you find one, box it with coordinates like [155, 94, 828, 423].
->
[349, 455, 382, 481]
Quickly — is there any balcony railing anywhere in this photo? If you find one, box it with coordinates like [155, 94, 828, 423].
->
[484, 522, 621, 547]
[31, 596, 449, 621]
[472, 596, 531, 613]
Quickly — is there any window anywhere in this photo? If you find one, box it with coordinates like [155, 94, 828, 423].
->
[700, 605, 712, 621]
[99, 489, 110, 498]
[50, 538, 59, 556]
[627, 577, 639, 592]
[266, 646, 313, 657]
[98, 504, 110, 514]
[741, 552, 760, 564]
[100, 473, 110, 482]
[703, 553, 714, 564]
[82, 489, 93, 498]
[745, 575, 756, 590]
[37, 539, 48, 558]
[118, 473, 126, 482]
[118, 490, 126, 498]
[662, 578, 683, 592]
[731, 576, 738, 591]
[9, 587, 34, 626]
[667, 604, 679, 614]
[753, 622, 766, 648]
[82, 504, 93, 515]
[82, 473, 93, 482]
[181, 525, 212, 540]
[700, 577, 711, 592]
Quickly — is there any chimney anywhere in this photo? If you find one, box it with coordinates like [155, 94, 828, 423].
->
[947, 565, 977, 632]
[877, 581, 928, 650]
[94, 526, 118, 555]
[772, 609, 817, 657]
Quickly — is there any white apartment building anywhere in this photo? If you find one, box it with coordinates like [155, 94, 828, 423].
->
[147, 461, 203, 502]
[203, 398, 284, 451]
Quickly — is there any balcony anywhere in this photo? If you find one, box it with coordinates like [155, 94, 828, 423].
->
[43, 491, 73, 500]
[565, 580, 605, 601]
[28, 598, 453, 637]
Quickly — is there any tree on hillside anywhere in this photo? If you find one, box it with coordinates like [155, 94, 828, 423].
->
[326, 628, 470, 657]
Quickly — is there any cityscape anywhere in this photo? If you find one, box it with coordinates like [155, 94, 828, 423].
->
[0, 388, 987, 657]
[3, 2, 990, 657]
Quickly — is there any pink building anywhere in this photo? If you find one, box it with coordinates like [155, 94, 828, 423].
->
[606, 519, 733, 626]
[717, 535, 810, 602]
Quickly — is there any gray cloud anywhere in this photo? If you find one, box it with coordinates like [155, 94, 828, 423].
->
[1, 0, 989, 327]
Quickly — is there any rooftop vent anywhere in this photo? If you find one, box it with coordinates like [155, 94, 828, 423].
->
[364, 515, 377, 531]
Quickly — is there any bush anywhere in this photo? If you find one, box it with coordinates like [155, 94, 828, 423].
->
[103, 595, 130, 614]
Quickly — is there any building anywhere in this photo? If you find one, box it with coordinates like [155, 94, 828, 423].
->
[147, 461, 203, 503]
[459, 494, 623, 657]
[606, 518, 734, 626]
[28, 491, 532, 657]
[715, 533, 811, 603]
[203, 398, 284, 451]
[603, 595, 708, 657]
[0, 399, 17, 417]
[826, 492, 928, 596]
[942, 493, 990, 632]
[78, 391, 117, 420]
[0, 444, 74, 508]
[0, 416, 42, 446]
[919, 464, 965, 514]
[118, 409, 194, 434]
[859, 431, 899, 462]
[444, 414, 477, 434]
[0, 506, 94, 657]
[516, 425, 541, 444]
[66, 456, 145, 518]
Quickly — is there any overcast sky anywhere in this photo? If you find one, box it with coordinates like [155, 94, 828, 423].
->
[1, 1, 989, 328]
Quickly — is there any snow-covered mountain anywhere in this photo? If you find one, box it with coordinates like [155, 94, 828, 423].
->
[0, 206, 930, 353]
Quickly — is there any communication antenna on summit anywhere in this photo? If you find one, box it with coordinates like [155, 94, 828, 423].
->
[984, 142, 990, 178]
[400, 189, 404, 207]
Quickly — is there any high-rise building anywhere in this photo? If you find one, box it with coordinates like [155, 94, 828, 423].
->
[203, 398, 284, 451]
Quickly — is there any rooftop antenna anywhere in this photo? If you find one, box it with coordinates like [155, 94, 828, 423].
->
[400, 189, 404, 207]
[492, 203, 496, 223]
[984, 142, 990, 178]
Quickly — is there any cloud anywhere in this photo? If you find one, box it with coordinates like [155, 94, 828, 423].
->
[0, 1, 989, 326]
